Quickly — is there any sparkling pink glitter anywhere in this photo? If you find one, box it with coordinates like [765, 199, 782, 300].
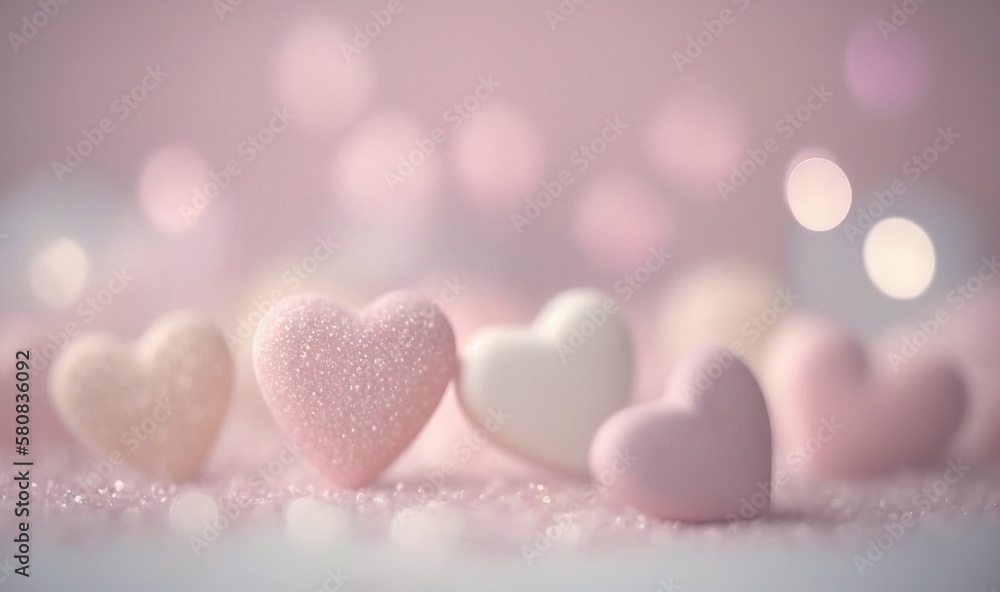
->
[252, 292, 457, 488]
[3, 458, 997, 552]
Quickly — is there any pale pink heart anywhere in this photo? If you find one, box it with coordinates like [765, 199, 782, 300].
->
[881, 286, 1000, 465]
[940, 362, 1000, 465]
[589, 348, 772, 521]
[50, 311, 233, 481]
[252, 292, 457, 488]
[768, 320, 967, 479]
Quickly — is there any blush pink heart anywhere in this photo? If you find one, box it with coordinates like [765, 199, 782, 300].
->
[589, 348, 772, 522]
[768, 320, 967, 479]
[912, 285, 1000, 465]
[252, 292, 457, 488]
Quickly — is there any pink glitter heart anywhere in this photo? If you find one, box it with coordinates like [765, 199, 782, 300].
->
[589, 348, 773, 521]
[252, 292, 457, 487]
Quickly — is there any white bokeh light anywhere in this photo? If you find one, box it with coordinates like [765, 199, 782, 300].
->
[167, 491, 219, 536]
[28, 238, 89, 309]
[863, 217, 936, 300]
[285, 497, 350, 548]
[785, 157, 853, 231]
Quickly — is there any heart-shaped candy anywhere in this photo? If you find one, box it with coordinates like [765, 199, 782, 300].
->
[457, 289, 632, 475]
[50, 311, 233, 481]
[589, 348, 772, 521]
[252, 292, 456, 487]
[767, 320, 967, 478]
[906, 286, 1000, 465]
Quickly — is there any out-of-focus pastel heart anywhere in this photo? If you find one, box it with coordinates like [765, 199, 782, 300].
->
[937, 362, 1000, 465]
[768, 320, 967, 479]
[51, 311, 233, 481]
[253, 292, 457, 488]
[589, 348, 772, 521]
[882, 285, 1000, 465]
[458, 289, 632, 476]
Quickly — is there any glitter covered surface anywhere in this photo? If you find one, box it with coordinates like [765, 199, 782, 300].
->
[252, 292, 457, 487]
[4, 462, 998, 547]
[1, 463, 999, 591]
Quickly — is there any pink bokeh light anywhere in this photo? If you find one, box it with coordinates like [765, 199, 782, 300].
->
[451, 103, 545, 213]
[332, 113, 442, 220]
[572, 173, 673, 274]
[844, 22, 932, 118]
[646, 89, 746, 196]
[271, 17, 375, 134]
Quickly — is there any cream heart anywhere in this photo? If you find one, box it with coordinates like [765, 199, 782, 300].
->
[51, 311, 233, 481]
[457, 289, 632, 475]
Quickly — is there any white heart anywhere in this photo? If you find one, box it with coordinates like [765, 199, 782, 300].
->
[457, 289, 632, 475]
[50, 311, 233, 481]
